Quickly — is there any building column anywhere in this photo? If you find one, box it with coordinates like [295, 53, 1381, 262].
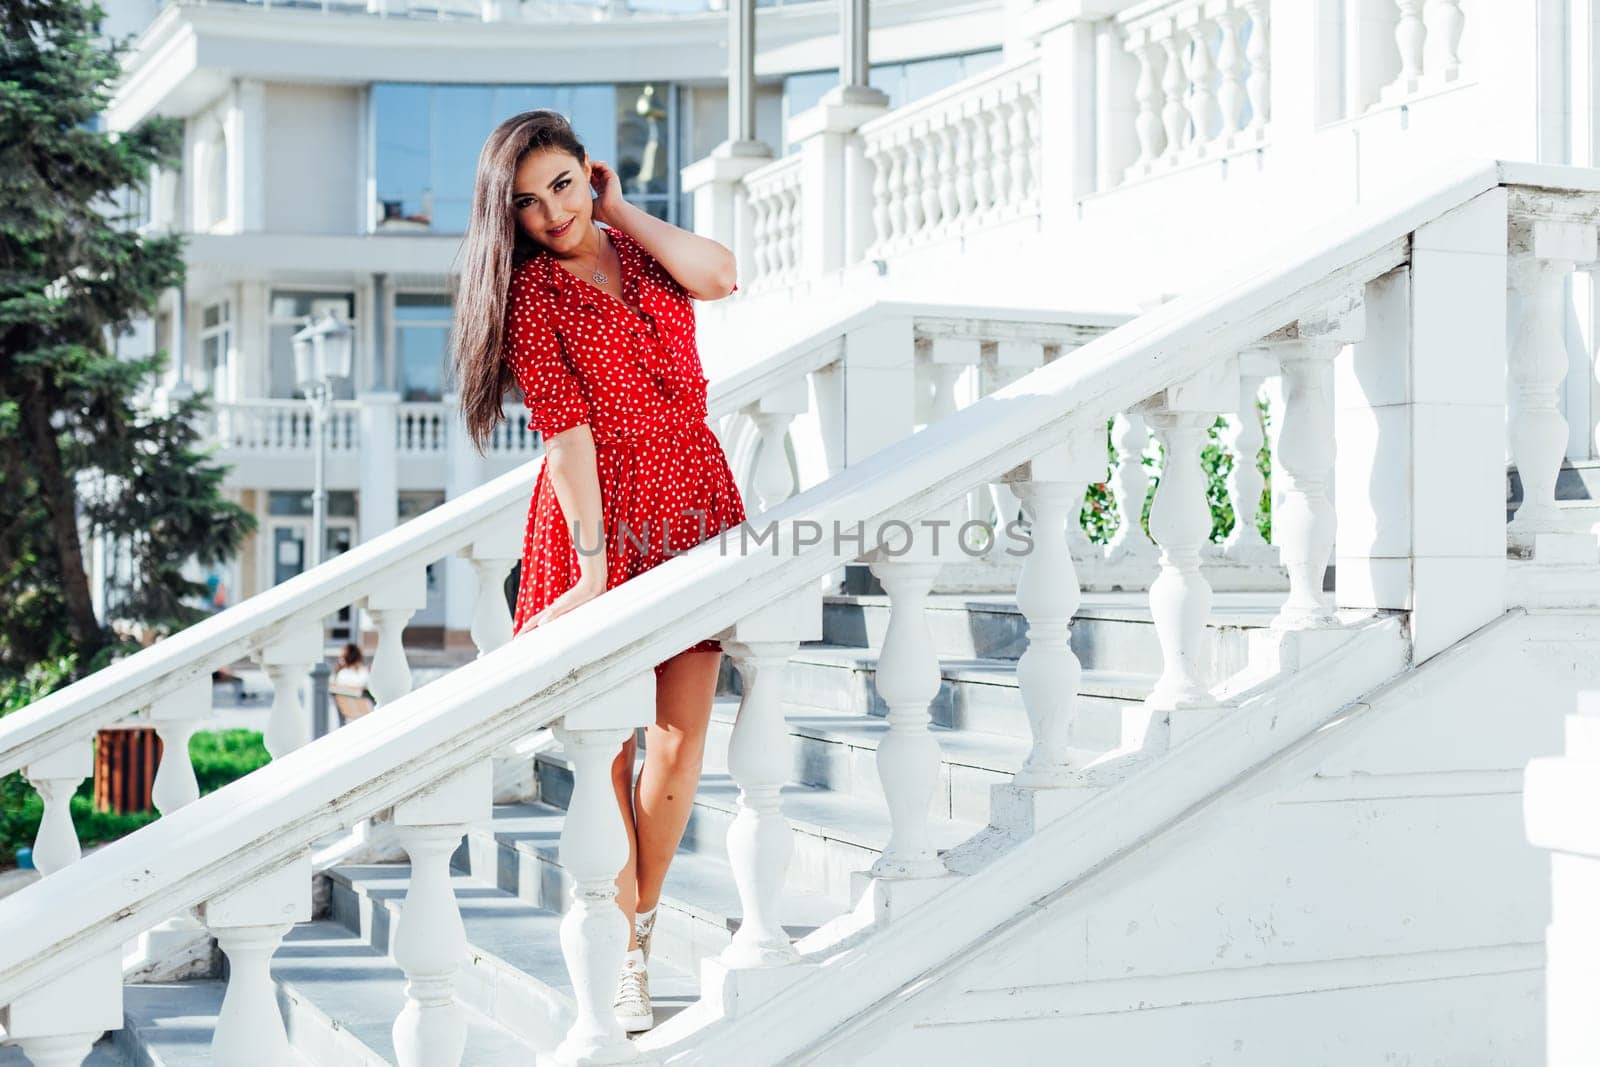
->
[681, 0, 772, 278]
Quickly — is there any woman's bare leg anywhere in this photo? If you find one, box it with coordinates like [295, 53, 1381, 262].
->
[611, 731, 641, 949]
[633, 649, 721, 913]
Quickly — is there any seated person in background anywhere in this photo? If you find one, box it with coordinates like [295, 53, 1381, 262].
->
[330, 642, 374, 722]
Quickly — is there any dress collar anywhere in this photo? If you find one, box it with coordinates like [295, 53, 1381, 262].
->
[532, 224, 646, 318]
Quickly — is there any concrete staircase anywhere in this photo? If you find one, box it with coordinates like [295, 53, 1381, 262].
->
[86, 584, 1279, 1065]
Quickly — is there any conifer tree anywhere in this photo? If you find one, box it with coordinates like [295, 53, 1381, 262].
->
[0, 0, 253, 675]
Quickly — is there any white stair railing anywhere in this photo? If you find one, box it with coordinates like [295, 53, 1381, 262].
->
[0, 159, 1558, 1067]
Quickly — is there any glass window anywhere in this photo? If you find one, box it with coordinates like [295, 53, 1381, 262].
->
[268, 290, 356, 400]
[372, 81, 677, 234]
[395, 292, 452, 402]
[197, 300, 232, 400]
[781, 49, 1006, 155]
[268, 490, 358, 517]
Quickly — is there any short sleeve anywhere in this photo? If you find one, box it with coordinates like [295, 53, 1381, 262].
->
[503, 268, 591, 440]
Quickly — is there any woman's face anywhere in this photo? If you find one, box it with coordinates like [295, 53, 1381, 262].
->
[512, 148, 593, 253]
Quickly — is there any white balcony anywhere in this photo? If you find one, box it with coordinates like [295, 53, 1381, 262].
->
[213, 398, 540, 492]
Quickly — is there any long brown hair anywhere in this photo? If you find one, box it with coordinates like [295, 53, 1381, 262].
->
[451, 110, 588, 451]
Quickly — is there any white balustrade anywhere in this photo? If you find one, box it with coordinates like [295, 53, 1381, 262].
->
[1106, 411, 1159, 568]
[366, 566, 430, 705]
[0, 951, 121, 1067]
[1381, 0, 1467, 104]
[1220, 370, 1271, 560]
[548, 671, 654, 1064]
[137, 678, 210, 963]
[23, 740, 91, 876]
[216, 400, 359, 455]
[717, 585, 821, 970]
[865, 555, 947, 879]
[1119, 0, 1270, 185]
[462, 513, 521, 659]
[861, 56, 1041, 257]
[200, 854, 312, 1067]
[390, 761, 491, 1067]
[743, 156, 803, 290]
[1507, 224, 1597, 557]
[1266, 298, 1361, 628]
[255, 626, 321, 759]
[397, 403, 448, 455]
[1007, 426, 1104, 784]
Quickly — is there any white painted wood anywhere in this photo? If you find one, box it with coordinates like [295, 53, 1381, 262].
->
[22, 740, 91, 877]
[200, 853, 312, 1067]
[388, 760, 492, 1067]
[864, 558, 947, 879]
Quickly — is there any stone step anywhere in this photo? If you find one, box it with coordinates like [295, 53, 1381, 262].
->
[0, 1037, 128, 1066]
[703, 697, 1035, 826]
[458, 803, 848, 980]
[323, 864, 698, 1053]
[781, 644, 1143, 745]
[819, 591, 1268, 682]
[110, 984, 311, 1067]
[532, 748, 984, 903]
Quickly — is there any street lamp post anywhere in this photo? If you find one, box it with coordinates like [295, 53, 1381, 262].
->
[291, 311, 354, 570]
[292, 312, 353, 742]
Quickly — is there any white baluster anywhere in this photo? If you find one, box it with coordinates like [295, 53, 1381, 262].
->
[1424, 0, 1464, 83]
[1007, 430, 1102, 783]
[1508, 248, 1581, 550]
[365, 565, 428, 706]
[918, 134, 942, 235]
[1215, 8, 1247, 138]
[1385, 0, 1426, 100]
[934, 125, 959, 236]
[1008, 92, 1035, 204]
[1142, 407, 1217, 708]
[1107, 411, 1159, 567]
[1222, 373, 1270, 556]
[24, 741, 92, 876]
[1183, 20, 1220, 151]
[137, 677, 210, 963]
[551, 671, 653, 1064]
[255, 626, 320, 759]
[751, 412, 796, 511]
[1159, 34, 1188, 159]
[1272, 341, 1341, 628]
[718, 585, 820, 969]
[867, 143, 891, 257]
[884, 140, 909, 250]
[1127, 40, 1165, 176]
[720, 640, 801, 965]
[967, 114, 994, 217]
[390, 761, 491, 1067]
[901, 135, 925, 240]
[0, 951, 121, 1067]
[1244, 1, 1270, 131]
[986, 97, 1012, 214]
[865, 557, 946, 879]
[464, 519, 519, 657]
[200, 854, 312, 1067]
[953, 113, 977, 224]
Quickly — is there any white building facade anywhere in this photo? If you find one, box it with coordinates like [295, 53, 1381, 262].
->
[109, 0, 1004, 641]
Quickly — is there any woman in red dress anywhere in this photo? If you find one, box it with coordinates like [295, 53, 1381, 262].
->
[451, 110, 745, 1032]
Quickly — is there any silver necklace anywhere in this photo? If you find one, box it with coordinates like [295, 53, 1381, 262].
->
[587, 225, 610, 286]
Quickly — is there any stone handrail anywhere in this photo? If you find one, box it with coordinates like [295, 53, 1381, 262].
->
[0, 156, 1538, 1028]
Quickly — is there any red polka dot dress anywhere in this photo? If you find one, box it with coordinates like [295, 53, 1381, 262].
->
[501, 223, 746, 671]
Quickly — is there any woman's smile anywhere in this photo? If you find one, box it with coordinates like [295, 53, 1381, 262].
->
[548, 217, 575, 239]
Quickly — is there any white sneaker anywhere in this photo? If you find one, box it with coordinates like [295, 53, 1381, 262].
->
[635, 907, 658, 963]
[613, 951, 653, 1033]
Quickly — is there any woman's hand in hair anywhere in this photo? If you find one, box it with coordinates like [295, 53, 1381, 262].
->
[587, 159, 627, 227]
